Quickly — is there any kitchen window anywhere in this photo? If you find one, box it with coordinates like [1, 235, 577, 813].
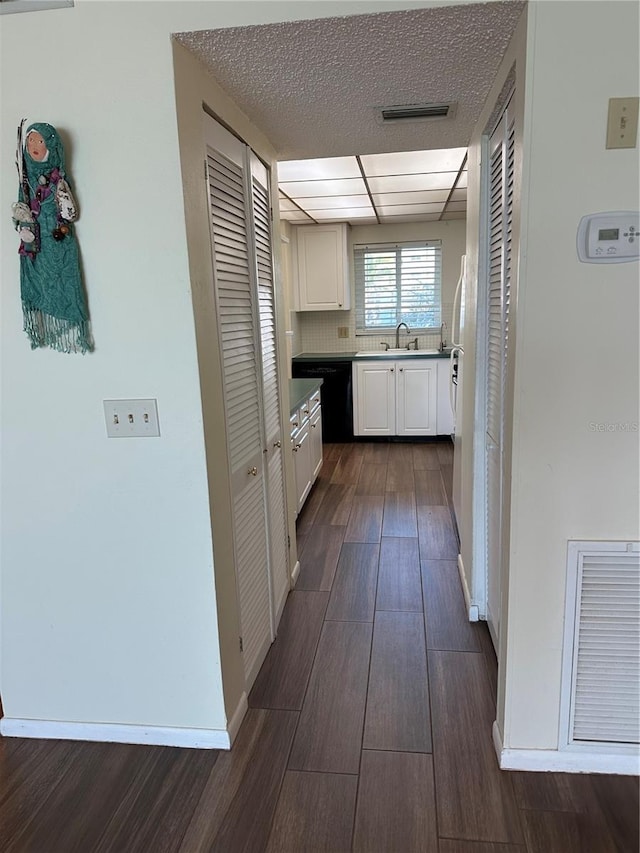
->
[354, 240, 442, 333]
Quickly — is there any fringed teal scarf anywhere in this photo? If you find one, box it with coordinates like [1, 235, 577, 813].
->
[17, 122, 93, 354]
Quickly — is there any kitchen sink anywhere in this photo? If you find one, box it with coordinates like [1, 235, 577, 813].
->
[354, 348, 443, 357]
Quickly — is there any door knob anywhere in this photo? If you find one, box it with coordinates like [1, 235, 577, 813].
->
[248, 466, 258, 476]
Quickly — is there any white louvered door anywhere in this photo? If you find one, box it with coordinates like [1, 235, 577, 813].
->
[563, 542, 640, 747]
[485, 95, 515, 650]
[204, 116, 273, 690]
[249, 152, 290, 625]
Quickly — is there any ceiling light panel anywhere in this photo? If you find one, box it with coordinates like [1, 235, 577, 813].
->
[377, 202, 445, 216]
[277, 156, 361, 182]
[360, 147, 466, 177]
[379, 213, 442, 223]
[312, 206, 375, 220]
[372, 190, 450, 206]
[279, 177, 367, 198]
[367, 172, 459, 194]
[295, 194, 372, 211]
[280, 210, 315, 222]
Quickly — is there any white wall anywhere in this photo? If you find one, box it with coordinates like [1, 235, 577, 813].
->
[502, 0, 639, 753]
[0, 0, 443, 738]
[295, 219, 466, 353]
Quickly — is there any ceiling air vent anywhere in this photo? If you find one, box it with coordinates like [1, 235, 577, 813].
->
[379, 103, 455, 123]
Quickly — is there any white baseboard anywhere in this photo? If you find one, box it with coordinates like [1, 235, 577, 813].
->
[457, 553, 479, 621]
[492, 721, 640, 775]
[291, 559, 301, 585]
[226, 692, 248, 746]
[0, 717, 231, 750]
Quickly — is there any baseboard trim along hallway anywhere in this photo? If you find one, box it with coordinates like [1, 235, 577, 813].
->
[0, 717, 231, 749]
[492, 720, 640, 775]
[457, 552, 479, 621]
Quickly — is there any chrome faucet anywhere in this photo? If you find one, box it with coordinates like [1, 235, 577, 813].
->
[395, 322, 410, 349]
[439, 322, 447, 352]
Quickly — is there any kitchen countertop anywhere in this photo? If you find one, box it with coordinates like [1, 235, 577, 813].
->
[292, 349, 452, 362]
[289, 378, 323, 416]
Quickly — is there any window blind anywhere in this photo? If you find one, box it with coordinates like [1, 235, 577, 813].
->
[354, 241, 442, 333]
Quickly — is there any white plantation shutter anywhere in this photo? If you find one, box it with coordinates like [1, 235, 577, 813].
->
[569, 547, 640, 745]
[250, 154, 290, 621]
[354, 241, 442, 332]
[205, 121, 272, 689]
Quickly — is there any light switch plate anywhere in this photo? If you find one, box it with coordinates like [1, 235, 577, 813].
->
[104, 399, 160, 437]
[606, 97, 639, 149]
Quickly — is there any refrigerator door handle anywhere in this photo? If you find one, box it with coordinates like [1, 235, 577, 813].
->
[451, 254, 466, 347]
[449, 345, 464, 413]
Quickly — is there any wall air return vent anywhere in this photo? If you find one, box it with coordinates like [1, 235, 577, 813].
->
[378, 103, 456, 123]
[560, 540, 640, 751]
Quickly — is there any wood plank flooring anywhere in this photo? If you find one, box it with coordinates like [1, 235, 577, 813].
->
[1, 439, 638, 852]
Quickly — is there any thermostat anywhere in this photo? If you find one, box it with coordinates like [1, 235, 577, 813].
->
[577, 211, 639, 263]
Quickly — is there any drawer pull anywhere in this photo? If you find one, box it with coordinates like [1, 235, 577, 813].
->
[248, 466, 258, 476]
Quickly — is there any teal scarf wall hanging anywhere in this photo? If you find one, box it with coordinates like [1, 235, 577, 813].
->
[12, 120, 93, 354]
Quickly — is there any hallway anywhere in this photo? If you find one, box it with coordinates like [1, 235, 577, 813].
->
[0, 441, 637, 851]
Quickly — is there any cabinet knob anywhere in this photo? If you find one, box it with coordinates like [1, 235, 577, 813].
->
[338, 303, 342, 307]
[390, 368, 394, 373]
[311, 423, 317, 429]
[292, 420, 299, 427]
[303, 408, 309, 415]
[273, 440, 281, 448]
[399, 367, 403, 372]
[248, 466, 258, 476]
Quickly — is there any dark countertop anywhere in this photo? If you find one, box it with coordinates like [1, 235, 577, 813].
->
[289, 378, 323, 416]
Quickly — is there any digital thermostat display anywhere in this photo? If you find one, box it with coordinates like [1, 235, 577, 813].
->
[577, 211, 639, 263]
[598, 228, 619, 241]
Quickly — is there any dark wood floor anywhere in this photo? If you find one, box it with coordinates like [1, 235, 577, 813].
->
[1, 440, 638, 852]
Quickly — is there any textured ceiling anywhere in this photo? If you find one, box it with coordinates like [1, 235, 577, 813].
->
[175, 2, 525, 160]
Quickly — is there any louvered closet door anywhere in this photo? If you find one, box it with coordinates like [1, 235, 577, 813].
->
[250, 152, 290, 624]
[204, 116, 273, 689]
[485, 96, 515, 649]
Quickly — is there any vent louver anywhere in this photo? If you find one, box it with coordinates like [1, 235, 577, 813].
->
[379, 103, 453, 122]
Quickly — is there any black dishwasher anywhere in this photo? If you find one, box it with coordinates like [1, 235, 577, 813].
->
[292, 359, 353, 441]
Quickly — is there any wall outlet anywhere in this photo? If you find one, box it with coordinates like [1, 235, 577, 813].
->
[338, 326, 349, 339]
[104, 399, 160, 437]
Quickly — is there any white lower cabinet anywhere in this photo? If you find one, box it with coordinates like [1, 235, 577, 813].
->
[354, 359, 438, 436]
[291, 388, 323, 515]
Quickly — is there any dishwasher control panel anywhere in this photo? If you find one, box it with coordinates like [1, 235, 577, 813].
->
[577, 211, 639, 263]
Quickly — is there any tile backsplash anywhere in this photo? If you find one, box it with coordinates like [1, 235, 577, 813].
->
[294, 303, 454, 354]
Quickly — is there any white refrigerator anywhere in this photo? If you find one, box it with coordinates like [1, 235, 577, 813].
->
[450, 255, 466, 533]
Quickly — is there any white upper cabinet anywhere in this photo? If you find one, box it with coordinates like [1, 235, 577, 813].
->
[292, 223, 351, 311]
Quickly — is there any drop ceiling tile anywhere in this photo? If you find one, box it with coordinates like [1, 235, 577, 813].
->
[367, 172, 459, 194]
[360, 147, 467, 177]
[278, 197, 299, 211]
[295, 194, 371, 210]
[377, 202, 445, 216]
[372, 190, 450, 205]
[440, 211, 467, 220]
[378, 213, 442, 223]
[312, 206, 375, 220]
[450, 188, 467, 202]
[280, 177, 367, 198]
[281, 210, 315, 222]
[443, 200, 467, 212]
[456, 171, 468, 188]
[278, 156, 361, 182]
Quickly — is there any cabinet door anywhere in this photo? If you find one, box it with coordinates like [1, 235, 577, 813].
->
[354, 362, 395, 435]
[310, 404, 323, 479]
[294, 224, 350, 311]
[293, 422, 312, 513]
[396, 360, 437, 436]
